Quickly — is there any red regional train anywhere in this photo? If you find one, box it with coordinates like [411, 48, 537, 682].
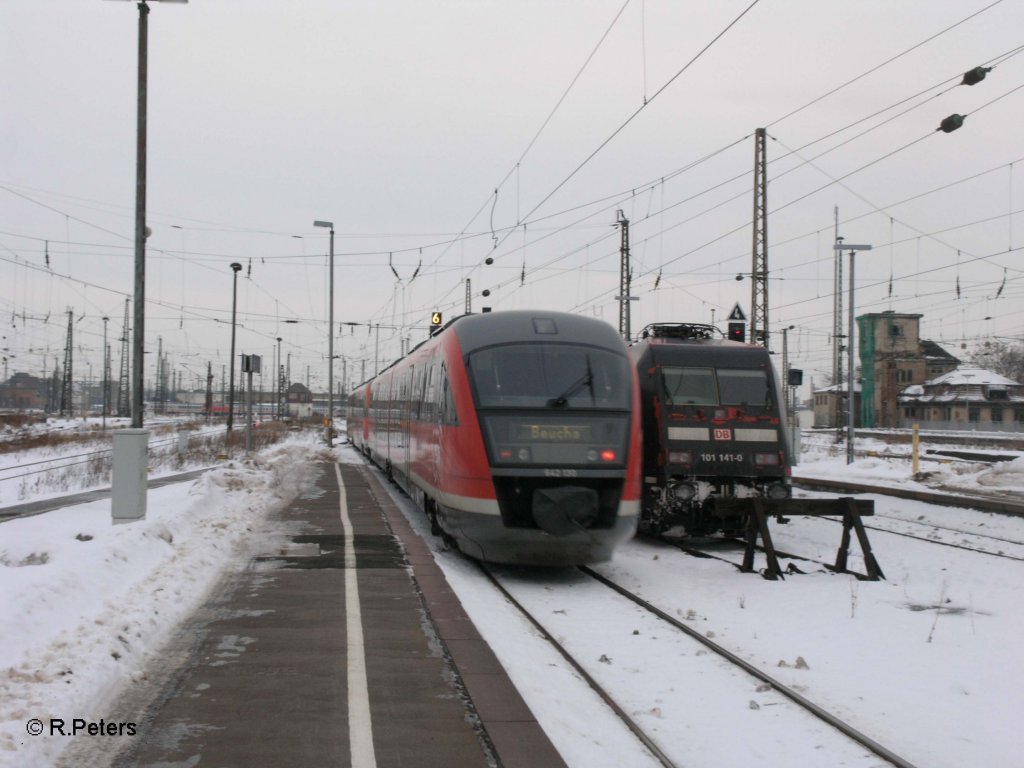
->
[346, 310, 642, 565]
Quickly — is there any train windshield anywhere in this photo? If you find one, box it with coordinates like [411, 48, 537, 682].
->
[468, 344, 631, 409]
[661, 366, 771, 407]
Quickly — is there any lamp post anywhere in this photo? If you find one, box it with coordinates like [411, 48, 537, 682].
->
[108, 0, 186, 526]
[833, 242, 872, 464]
[314, 220, 335, 447]
[107, 0, 188, 426]
[227, 262, 242, 432]
[275, 336, 282, 419]
[102, 316, 110, 431]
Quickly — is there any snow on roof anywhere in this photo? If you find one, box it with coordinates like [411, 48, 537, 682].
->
[812, 382, 861, 394]
[927, 366, 1021, 387]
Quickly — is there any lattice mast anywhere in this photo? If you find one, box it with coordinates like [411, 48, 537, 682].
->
[116, 298, 131, 417]
[616, 210, 633, 341]
[60, 309, 74, 417]
[833, 207, 844, 390]
[751, 127, 769, 349]
[155, 336, 164, 414]
[204, 361, 213, 421]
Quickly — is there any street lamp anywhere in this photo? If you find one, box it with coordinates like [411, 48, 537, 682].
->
[227, 262, 242, 432]
[102, 316, 110, 431]
[314, 220, 335, 447]
[833, 242, 872, 464]
[275, 336, 282, 419]
[107, 0, 188, 426]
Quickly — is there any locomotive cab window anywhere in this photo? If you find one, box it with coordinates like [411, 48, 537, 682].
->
[661, 367, 716, 405]
[468, 344, 630, 409]
[717, 368, 771, 406]
[660, 366, 771, 407]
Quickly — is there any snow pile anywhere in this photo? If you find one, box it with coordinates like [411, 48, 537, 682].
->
[0, 432, 328, 764]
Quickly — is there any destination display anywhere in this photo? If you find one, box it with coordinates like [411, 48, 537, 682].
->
[515, 423, 593, 442]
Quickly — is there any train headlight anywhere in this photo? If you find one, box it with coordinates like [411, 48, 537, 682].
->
[517, 448, 532, 462]
[754, 452, 780, 467]
[766, 482, 790, 500]
[668, 450, 692, 467]
[672, 482, 697, 501]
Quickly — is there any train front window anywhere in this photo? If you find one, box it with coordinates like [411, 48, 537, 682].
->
[661, 366, 771, 407]
[468, 344, 630, 409]
[718, 369, 771, 406]
[661, 367, 716, 405]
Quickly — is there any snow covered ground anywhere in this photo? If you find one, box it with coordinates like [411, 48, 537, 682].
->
[2, 425, 1023, 766]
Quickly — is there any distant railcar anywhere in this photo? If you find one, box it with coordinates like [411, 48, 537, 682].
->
[630, 323, 794, 535]
[347, 310, 642, 566]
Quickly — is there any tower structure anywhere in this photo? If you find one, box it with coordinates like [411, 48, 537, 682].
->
[60, 310, 74, 417]
[117, 298, 131, 417]
[615, 210, 634, 341]
[751, 127, 769, 349]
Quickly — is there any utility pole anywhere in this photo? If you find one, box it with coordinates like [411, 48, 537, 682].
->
[751, 127, 769, 350]
[833, 211, 844, 434]
[155, 336, 164, 414]
[102, 316, 110, 431]
[117, 298, 131, 417]
[60, 309, 74, 418]
[204, 361, 213, 423]
[614, 210, 636, 342]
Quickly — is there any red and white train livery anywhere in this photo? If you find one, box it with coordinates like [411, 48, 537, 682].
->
[347, 310, 642, 565]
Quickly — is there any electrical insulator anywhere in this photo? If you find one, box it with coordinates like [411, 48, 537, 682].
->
[961, 66, 991, 86]
[939, 114, 965, 133]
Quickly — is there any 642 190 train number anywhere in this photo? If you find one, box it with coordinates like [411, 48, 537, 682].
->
[700, 453, 744, 463]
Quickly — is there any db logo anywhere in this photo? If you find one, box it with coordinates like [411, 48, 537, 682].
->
[713, 428, 732, 441]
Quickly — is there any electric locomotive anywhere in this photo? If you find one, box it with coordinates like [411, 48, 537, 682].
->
[630, 322, 793, 536]
[347, 310, 642, 566]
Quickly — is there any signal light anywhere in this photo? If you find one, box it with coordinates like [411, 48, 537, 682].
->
[600, 450, 616, 462]
[727, 322, 745, 342]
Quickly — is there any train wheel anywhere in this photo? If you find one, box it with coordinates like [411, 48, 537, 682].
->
[427, 501, 443, 536]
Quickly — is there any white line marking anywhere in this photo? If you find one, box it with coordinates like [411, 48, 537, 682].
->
[334, 462, 377, 768]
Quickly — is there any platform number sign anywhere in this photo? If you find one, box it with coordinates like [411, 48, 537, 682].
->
[430, 311, 443, 330]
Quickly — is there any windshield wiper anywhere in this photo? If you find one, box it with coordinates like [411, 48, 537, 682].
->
[549, 357, 594, 407]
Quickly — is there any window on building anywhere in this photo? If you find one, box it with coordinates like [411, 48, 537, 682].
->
[991, 406, 1004, 422]
[1014, 407, 1024, 423]
[889, 324, 904, 337]
[968, 405, 981, 422]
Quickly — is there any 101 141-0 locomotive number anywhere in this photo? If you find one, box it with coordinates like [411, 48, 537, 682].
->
[700, 453, 744, 462]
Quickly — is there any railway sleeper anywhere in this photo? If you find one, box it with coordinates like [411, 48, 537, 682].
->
[710, 496, 883, 581]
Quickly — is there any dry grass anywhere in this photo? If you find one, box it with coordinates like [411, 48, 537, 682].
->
[4, 418, 302, 501]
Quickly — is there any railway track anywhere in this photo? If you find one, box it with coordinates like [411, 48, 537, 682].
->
[478, 562, 919, 768]
[793, 476, 1024, 518]
[788, 477, 1024, 563]
[658, 493, 1024, 578]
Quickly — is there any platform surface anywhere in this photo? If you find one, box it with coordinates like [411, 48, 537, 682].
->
[69, 460, 565, 768]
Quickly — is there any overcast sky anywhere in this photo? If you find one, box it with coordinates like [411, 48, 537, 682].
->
[3, 0, 1022, 396]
